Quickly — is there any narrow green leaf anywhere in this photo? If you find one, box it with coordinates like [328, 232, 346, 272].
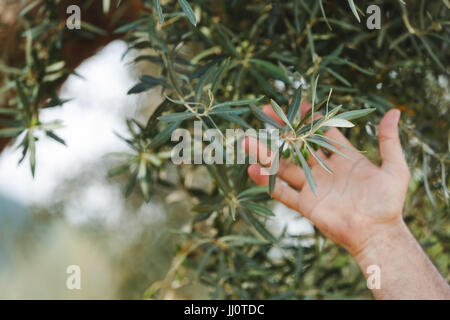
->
[287, 86, 302, 124]
[193, 212, 213, 223]
[18, 133, 29, 164]
[322, 118, 354, 128]
[211, 96, 263, 110]
[195, 63, 217, 100]
[114, 18, 147, 33]
[37, 121, 64, 131]
[164, 95, 203, 106]
[269, 173, 277, 196]
[214, 23, 238, 57]
[195, 246, 215, 280]
[292, 144, 316, 196]
[43, 98, 72, 109]
[0, 108, 21, 115]
[229, 204, 237, 220]
[270, 99, 292, 131]
[306, 25, 316, 62]
[45, 61, 65, 73]
[326, 67, 351, 87]
[149, 121, 181, 148]
[419, 36, 446, 71]
[158, 112, 196, 123]
[306, 136, 349, 158]
[389, 33, 410, 50]
[248, 59, 290, 83]
[20, 0, 42, 16]
[155, 0, 164, 24]
[311, 75, 319, 113]
[248, 69, 283, 101]
[15, 80, 30, 113]
[210, 58, 231, 93]
[80, 21, 108, 36]
[103, 0, 111, 13]
[191, 201, 225, 213]
[127, 83, 153, 94]
[207, 165, 230, 194]
[240, 202, 275, 217]
[294, 0, 301, 32]
[319, 0, 332, 30]
[336, 58, 375, 76]
[28, 132, 36, 177]
[315, 134, 359, 152]
[335, 108, 376, 121]
[108, 164, 130, 177]
[128, 76, 172, 94]
[209, 106, 249, 115]
[326, 18, 361, 31]
[125, 171, 138, 197]
[46, 131, 66, 146]
[0, 119, 23, 127]
[178, 0, 197, 26]
[241, 210, 276, 242]
[249, 104, 284, 130]
[297, 98, 328, 129]
[237, 186, 269, 199]
[220, 235, 269, 246]
[139, 170, 153, 202]
[293, 245, 304, 284]
[347, 0, 361, 23]
[0, 127, 25, 137]
[214, 113, 251, 129]
[305, 143, 332, 174]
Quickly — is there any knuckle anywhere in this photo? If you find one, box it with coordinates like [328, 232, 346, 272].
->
[378, 133, 393, 144]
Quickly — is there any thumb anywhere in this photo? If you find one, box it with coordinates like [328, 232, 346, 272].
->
[378, 109, 408, 176]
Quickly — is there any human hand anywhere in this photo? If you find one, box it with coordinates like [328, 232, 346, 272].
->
[243, 102, 410, 257]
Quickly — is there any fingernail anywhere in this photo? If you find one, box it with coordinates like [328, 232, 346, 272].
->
[393, 109, 401, 124]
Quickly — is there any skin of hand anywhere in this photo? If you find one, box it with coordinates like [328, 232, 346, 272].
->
[243, 102, 450, 299]
[243, 102, 410, 257]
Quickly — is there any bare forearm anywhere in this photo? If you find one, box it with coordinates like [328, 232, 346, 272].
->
[354, 218, 450, 300]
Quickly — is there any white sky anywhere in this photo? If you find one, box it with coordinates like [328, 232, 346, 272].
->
[0, 41, 138, 206]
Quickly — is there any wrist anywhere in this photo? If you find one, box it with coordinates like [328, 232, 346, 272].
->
[353, 217, 410, 268]
[351, 216, 450, 299]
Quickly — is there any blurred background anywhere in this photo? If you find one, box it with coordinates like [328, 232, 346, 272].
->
[0, 0, 448, 300]
[0, 40, 178, 299]
[0, 40, 315, 298]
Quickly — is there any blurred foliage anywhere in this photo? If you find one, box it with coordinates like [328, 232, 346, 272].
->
[0, 0, 449, 299]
